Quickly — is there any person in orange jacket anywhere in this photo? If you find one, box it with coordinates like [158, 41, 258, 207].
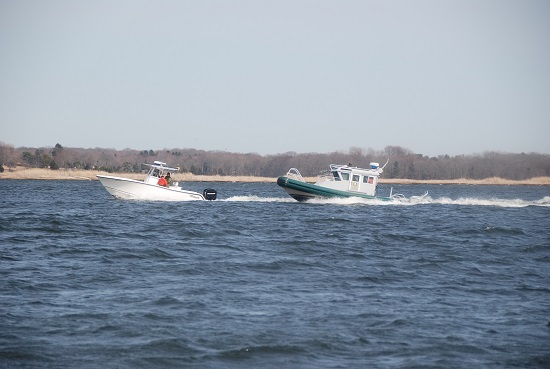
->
[158, 175, 168, 187]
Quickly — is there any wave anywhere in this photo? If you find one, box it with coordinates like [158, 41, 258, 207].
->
[223, 195, 295, 203]
[223, 195, 550, 207]
[425, 196, 550, 208]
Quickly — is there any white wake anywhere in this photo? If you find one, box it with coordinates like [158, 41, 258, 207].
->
[223, 195, 550, 208]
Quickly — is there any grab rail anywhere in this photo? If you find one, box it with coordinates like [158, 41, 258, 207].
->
[286, 168, 305, 182]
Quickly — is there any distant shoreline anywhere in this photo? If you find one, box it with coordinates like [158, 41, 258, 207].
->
[1, 167, 550, 185]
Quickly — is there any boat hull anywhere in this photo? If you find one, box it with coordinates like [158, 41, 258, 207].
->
[97, 175, 205, 201]
[277, 176, 392, 202]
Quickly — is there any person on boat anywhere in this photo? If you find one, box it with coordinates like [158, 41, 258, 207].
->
[158, 175, 168, 187]
[165, 172, 173, 186]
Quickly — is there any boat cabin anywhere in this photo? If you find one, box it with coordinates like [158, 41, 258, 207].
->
[144, 161, 178, 186]
[319, 163, 382, 196]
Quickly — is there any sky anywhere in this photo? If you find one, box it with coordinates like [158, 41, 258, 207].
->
[1, 0, 549, 157]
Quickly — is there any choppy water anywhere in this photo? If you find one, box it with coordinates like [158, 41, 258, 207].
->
[1, 180, 549, 368]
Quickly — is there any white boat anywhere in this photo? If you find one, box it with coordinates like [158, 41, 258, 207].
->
[277, 161, 425, 202]
[97, 161, 217, 201]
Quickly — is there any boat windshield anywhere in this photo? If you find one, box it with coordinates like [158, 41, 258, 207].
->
[332, 171, 341, 181]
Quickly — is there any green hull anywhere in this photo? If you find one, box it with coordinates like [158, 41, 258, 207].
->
[277, 176, 393, 202]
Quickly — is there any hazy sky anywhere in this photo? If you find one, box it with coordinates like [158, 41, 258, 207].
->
[1, 0, 549, 156]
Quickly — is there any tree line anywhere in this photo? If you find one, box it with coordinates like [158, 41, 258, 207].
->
[0, 142, 549, 180]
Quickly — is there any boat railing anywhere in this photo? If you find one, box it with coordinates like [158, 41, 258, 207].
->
[329, 164, 346, 171]
[389, 187, 407, 200]
[286, 168, 305, 182]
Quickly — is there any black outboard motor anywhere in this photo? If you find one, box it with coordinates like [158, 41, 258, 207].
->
[203, 188, 217, 201]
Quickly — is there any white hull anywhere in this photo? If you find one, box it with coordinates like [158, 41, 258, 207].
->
[97, 175, 205, 201]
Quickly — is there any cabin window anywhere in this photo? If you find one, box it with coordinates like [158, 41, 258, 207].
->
[341, 172, 350, 181]
[332, 172, 341, 181]
[352, 175, 360, 182]
[368, 176, 374, 184]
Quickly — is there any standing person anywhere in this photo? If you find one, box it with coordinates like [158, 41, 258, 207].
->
[158, 175, 168, 187]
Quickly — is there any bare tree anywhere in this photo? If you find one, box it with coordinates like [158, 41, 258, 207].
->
[4, 143, 549, 180]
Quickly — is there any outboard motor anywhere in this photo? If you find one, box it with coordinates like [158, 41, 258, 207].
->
[203, 188, 217, 201]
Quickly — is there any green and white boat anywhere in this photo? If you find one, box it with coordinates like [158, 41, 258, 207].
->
[277, 162, 408, 202]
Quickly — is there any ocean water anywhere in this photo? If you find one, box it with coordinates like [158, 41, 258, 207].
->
[0, 180, 549, 369]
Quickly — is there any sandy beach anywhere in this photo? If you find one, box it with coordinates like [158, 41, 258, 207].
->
[1, 167, 550, 185]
